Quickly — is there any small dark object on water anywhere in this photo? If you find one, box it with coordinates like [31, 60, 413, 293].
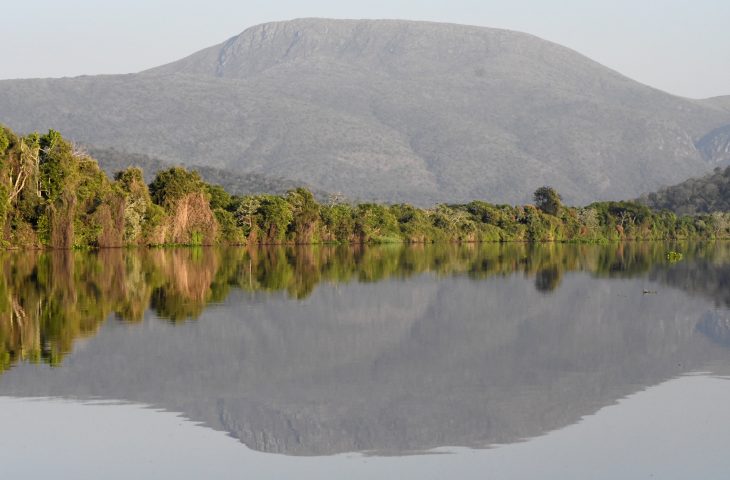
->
[643, 289, 658, 295]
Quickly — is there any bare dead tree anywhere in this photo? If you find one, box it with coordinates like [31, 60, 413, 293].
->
[618, 210, 635, 228]
[70, 142, 95, 163]
[9, 139, 40, 203]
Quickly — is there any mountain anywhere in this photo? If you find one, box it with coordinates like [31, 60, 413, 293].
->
[639, 165, 730, 214]
[1, 18, 729, 205]
[703, 95, 730, 112]
[88, 146, 328, 198]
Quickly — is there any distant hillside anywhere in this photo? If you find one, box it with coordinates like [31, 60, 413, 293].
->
[639, 166, 730, 214]
[703, 96, 730, 112]
[88, 147, 327, 199]
[1, 18, 730, 205]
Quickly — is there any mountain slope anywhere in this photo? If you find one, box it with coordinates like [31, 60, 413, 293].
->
[1, 18, 729, 204]
[703, 95, 730, 112]
[88, 146, 327, 198]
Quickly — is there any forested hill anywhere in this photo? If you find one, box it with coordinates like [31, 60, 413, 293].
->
[639, 166, 730, 214]
[2, 18, 730, 205]
[88, 147, 328, 200]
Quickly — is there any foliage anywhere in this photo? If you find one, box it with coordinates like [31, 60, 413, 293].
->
[234, 196, 261, 236]
[148, 167, 206, 209]
[355, 204, 400, 243]
[533, 186, 562, 216]
[214, 208, 245, 245]
[286, 187, 320, 243]
[115, 167, 152, 243]
[0, 127, 9, 154]
[255, 195, 293, 243]
[0, 125, 728, 249]
[38, 129, 71, 203]
[639, 166, 730, 214]
[320, 203, 354, 242]
[207, 184, 232, 211]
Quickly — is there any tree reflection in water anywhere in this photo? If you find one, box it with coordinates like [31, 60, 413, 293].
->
[1, 241, 729, 373]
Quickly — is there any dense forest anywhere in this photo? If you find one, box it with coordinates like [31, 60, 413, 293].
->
[1, 126, 729, 249]
[639, 166, 730, 214]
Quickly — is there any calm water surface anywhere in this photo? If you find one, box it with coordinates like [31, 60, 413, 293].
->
[1, 242, 729, 478]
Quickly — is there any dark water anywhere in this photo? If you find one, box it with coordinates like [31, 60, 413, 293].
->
[1, 242, 730, 478]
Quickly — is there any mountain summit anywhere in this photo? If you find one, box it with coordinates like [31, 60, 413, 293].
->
[1, 18, 729, 204]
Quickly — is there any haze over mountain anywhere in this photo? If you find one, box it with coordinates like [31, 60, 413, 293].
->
[1, 18, 729, 205]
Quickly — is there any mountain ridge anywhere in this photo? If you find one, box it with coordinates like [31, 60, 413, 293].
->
[1, 18, 729, 205]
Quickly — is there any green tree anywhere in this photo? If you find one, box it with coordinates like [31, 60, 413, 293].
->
[38, 129, 73, 202]
[206, 184, 232, 210]
[148, 167, 205, 208]
[256, 195, 293, 243]
[533, 186, 562, 216]
[286, 187, 320, 243]
[320, 203, 354, 242]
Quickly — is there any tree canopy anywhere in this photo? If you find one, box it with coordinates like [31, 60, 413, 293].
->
[533, 186, 562, 216]
[639, 166, 730, 214]
[0, 125, 727, 249]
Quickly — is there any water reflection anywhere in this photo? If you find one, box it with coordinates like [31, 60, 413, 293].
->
[4, 376, 730, 480]
[0, 242, 729, 456]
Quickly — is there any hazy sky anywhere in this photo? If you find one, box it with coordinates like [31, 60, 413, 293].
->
[2, 0, 728, 99]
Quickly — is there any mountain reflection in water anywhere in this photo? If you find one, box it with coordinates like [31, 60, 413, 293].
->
[0, 242, 729, 456]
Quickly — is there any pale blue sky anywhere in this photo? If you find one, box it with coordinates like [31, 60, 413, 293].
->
[3, 0, 728, 98]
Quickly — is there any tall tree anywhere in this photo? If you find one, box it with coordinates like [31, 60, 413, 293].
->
[533, 186, 562, 216]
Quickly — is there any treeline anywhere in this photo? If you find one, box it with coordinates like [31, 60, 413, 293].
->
[639, 166, 730, 214]
[1, 126, 729, 249]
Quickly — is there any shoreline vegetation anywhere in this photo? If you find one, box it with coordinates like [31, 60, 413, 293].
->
[1, 126, 729, 249]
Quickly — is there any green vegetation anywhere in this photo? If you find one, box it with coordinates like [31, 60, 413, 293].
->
[1, 126, 729, 249]
[534, 186, 562, 216]
[639, 166, 730, 214]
